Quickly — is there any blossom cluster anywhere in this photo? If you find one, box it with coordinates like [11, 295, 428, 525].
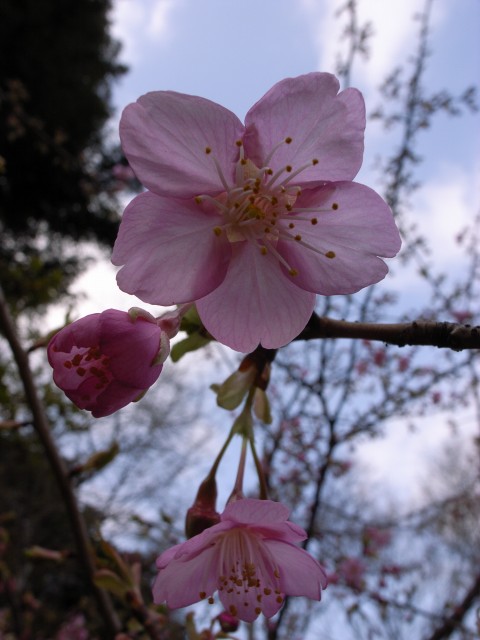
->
[47, 73, 401, 627]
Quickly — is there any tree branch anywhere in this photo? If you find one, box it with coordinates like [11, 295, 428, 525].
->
[0, 285, 121, 638]
[424, 572, 480, 640]
[297, 313, 480, 351]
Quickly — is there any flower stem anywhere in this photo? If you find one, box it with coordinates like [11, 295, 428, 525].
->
[249, 435, 269, 500]
[228, 436, 249, 502]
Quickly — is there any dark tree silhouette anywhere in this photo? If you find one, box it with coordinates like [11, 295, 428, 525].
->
[0, 0, 127, 310]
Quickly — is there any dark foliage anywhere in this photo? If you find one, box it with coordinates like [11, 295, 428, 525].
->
[0, 0, 127, 311]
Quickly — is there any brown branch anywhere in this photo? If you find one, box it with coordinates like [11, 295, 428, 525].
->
[424, 572, 480, 640]
[0, 285, 121, 638]
[297, 313, 480, 351]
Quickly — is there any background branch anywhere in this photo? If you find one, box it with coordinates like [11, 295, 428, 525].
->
[424, 572, 480, 640]
[0, 284, 121, 638]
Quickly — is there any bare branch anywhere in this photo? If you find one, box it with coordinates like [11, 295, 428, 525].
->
[298, 313, 480, 351]
[0, 284, 121, 638]
[424, 572, 480, 640]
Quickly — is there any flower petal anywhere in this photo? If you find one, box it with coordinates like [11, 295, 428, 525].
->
[196, 241, 316, 352]
[112, 191, 231, 305]
[89, 380, 145, 418]
[266, 540, 328, 599]
[49, 313, 101, 352]
[99, 314, 163, 388]
[153, 544, 219, 608]
[280, 182, 402, 295]
[120, 91, 244, 198]
[244, 73, 365, 184]
[224, 498, 290, 525]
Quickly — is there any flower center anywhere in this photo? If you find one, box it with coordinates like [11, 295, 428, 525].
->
[62, 345, 112, 395]
[198, 527, 284, 618]
[196, 139, 340, 276]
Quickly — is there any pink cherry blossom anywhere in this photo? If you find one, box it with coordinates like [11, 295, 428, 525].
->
[48, 309, 168, 418]
[335, 557, 367, 591]
[152, 498, 327, 622]
[113, 73, 401, 352]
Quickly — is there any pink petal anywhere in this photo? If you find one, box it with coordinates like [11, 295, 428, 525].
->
[252, 522, 307, 545]
[49, 346, 93, 391]
[223, 499, 290, 525]
[152, 544, 219, 608]
[224, 500, 307, 543]
[99, 314, 162, 388]
[280, 182, 402, 295]
[266, 540, 328, 599]
[196, 241, 316, 352]
[88, 381, 145, 418]
[156, 521, 233, 570]
[49, 313, 101, 352]
[243, 73, 365, 185]
[112, 191, 231, 305]
[120, 91, 244, 198]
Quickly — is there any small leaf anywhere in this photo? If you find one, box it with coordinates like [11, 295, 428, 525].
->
[93, 569, 128, 598]
[170, 333, 211, 362]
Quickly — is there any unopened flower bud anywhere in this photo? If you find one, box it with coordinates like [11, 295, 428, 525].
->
[185, 475, 220, 538]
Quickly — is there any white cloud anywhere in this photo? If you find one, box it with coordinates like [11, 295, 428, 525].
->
[300, 0, 446, 96]
[146, 0, 179, 40]
[110, 0, 146, 63]
[110, 0, 182, 63]
[415, 164, 477, 263]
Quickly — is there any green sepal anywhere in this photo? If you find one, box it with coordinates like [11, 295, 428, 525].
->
[170, 332, 211, 362]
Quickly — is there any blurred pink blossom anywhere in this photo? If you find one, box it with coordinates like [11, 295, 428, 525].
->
[452, 310, 473, 324]
[113, 73, 401, 352]
[363, 526, 391, 557]
[112, 162, 136, 182]
[153, 498, 327, 622]
[55, 613, 89, 640]
[333, 557, 366, 590]
[48, 309, 168, 417]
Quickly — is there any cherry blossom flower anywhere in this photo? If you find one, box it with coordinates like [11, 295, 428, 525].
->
[113, 73, 401, 352]
[48, 309, 169, 418]
[152, 498, 327, 622]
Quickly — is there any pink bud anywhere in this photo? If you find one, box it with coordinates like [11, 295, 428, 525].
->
[217, 610, 239, 632]
[48, 309, 167, 417]
[185, 475, 221, 538]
